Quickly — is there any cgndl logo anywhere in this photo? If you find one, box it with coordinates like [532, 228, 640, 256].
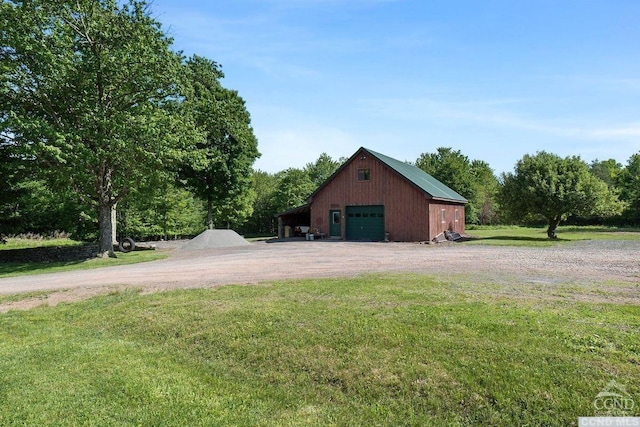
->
[593, 380, 635, 415]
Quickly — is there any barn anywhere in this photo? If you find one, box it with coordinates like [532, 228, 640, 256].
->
[277, 147, 467, 242]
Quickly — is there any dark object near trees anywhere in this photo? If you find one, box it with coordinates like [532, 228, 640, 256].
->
[445, 230, 462, 241]
[118, 237, 136, 253]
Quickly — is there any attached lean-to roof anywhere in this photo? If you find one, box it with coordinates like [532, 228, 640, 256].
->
[364, 148, 468, 203]
[275, 203, 310, 217]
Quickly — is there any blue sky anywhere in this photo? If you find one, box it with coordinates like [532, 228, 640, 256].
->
[153, 0, 639, 175]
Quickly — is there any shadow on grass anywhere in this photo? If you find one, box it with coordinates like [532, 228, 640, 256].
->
[486, 235, 569, 242]
[0, 245, 98, 277]
[0, 260, 88, 277]
[467, 235, 571, 243]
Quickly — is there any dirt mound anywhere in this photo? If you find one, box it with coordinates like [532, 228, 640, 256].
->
[181, 229, 250, 250]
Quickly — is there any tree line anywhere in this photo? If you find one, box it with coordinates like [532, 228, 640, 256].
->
[243, 148, 639, 239]
[1, 1, 638, 250]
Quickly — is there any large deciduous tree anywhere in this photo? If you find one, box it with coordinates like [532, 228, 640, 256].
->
[416, 148, 475, 199]
[271, 168, 315, 214]
[118, 182, 205, 241]
[0, 0, 191, 257]
[590, 159, 623, 189]
[304, 152, 343, 187]
[470, 159, 500, 225]
[415, 147, 499, 224]
[241, 154, 343, 236]
[179, 55, 260, 230]
[617, 153, 640, 225]
[0, 139, 26, 235]
[241, 170, 280, 235]
[499, 151, 621, 238]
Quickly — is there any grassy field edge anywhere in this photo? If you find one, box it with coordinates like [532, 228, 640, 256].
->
[1, 273, 638, 426]
[463, 225, 640, 246]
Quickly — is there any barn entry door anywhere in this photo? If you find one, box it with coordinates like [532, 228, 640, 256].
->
[345, 205, 385, 241]
[329, 210, 341, 237]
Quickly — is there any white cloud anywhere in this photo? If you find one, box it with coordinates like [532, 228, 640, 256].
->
[351, 95, 640, 172]
[588, 125, 640, 139]
[359, 96, 640, 142]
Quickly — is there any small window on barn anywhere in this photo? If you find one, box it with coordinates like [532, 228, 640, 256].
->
[355, 213, 362, 218]
[363, 213, 369, 218]
[332, 211, 341, 224]
[455, 209, 459, 222]
[378, 213, 384, 218]
[348, 213, 354, 218]
[441, 209, 446, 223]
[358, 168, 370, 181]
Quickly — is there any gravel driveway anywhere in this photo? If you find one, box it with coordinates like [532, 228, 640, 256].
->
[1, 239, 639, 311]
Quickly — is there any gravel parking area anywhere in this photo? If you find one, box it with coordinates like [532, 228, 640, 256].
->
[1, 239, 639, 311]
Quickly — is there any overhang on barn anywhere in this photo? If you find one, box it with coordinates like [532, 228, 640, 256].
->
[276, 147, 467, 242]
[276, 204, 311, 238]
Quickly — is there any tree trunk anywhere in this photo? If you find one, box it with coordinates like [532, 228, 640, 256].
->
[111, 203, 117, 245]
[207, 195, 213, 230]
[547, 217, 561, 239]
[98, 202, 116, 258]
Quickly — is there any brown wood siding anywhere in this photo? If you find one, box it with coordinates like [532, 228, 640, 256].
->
[428, 202, 466, 238]
[310, 152, 433, 241]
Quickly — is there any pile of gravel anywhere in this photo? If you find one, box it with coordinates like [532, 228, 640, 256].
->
[181, 229, 250, 250]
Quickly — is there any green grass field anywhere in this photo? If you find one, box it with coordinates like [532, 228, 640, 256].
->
[464, 225, 640, 246]
[0, 250, 168, 278]
[1, 274, 638, 426]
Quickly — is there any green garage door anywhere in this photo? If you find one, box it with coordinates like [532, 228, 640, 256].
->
[345, 205, 385, 241]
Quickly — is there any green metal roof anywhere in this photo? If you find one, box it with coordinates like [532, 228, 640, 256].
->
[364, 148, 468, 203]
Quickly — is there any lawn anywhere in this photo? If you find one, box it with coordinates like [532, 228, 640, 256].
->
[464, 225, 640, 246]
[1, 273, 638, 426]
